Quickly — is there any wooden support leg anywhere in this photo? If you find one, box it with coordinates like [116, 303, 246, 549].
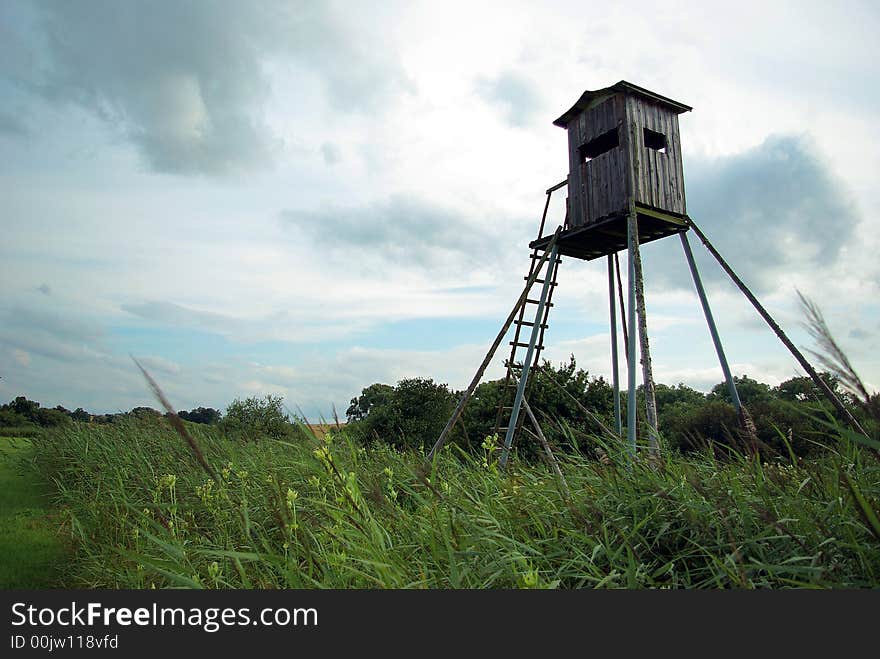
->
[680, 232, 742, 411]
[614, 252, 629, 360]
[628, 213, 660, 454]
[687, 218, 869, 439]
[681, 230, 759, 452]
[626, 217, 638, 455]
[608, 254, 622, 436]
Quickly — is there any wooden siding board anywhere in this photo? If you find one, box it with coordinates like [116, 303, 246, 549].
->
[671, 114, 686, 214]
[647, 103, 654, 207]
[653, 104, 660, 208]
[656, 106, 666, 209]
[641, 101, 649, 206]
[666, 113, 682, 213]
[567, 125, 578, 226]
[664, 109, 676, 213]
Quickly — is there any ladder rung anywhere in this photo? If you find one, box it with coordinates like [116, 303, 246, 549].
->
[530, 254, 562, 263]
[525, 276, 558, 286]
[510, 342, 545, 350]
[515, 320, 548, 329]
[525, 299, 554, 306]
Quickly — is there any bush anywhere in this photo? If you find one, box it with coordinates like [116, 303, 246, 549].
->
[347, 378, 455, 450]
[0, 409, 31, 429]
[178, 407, 222, 424]
[663, 400, 739, 452]
[462, 357, 615, 459]
[221, 395, 291, 440]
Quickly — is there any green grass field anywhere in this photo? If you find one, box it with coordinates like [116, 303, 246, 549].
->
[25, 418, 880, 588]
[0, 436, 69, 588]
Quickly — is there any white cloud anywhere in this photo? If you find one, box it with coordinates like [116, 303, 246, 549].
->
[0, 0, 877, 416]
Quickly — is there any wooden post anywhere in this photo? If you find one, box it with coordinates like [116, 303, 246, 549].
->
[614, 252, 629, 360]
[628, 213, 660, 453]
[626, 218, 638, 455]
[687, 218, 869, 439]
[608, 254, 622, 435]
[427, 229, 562, 461]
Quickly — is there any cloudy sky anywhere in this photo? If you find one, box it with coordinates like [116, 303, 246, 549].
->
[1, 0, 878, 418]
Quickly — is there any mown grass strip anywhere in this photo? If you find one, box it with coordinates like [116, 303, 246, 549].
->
[0, 436, 69, 588]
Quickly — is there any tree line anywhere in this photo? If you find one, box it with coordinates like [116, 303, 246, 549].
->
[344, 356, 878, 458]
[4, 355, 876, 459]
[0, 396, 223, 429]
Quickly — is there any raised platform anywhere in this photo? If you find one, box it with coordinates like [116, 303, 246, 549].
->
[530, 206, 689, 261]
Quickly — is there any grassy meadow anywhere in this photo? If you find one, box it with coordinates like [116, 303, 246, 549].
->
[19, 415, 880, 589]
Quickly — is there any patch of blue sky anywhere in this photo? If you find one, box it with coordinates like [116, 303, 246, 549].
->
[109, 323, 365, 366]
[348, 315, 608, 353]
[108, 325, 238, 363]
[347, 317, 499, 351]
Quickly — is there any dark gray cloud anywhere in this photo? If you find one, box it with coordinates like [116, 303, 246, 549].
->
[6, 1, 411, 175]
[476, 71, 542, 127]
[280, 195, 503, 269]
[0, 111, 28, 136]
[641, 134, 860, 293]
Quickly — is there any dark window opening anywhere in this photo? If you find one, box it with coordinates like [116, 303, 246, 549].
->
[643, 127, 667, 153]
[579, 128, 619, 162]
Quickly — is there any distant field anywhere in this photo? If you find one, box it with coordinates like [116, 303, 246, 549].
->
[0, 436, 68, 588]
[306, 423, 344, 440]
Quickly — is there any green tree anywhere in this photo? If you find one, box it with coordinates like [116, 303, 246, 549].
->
[346, 384, 394, 423]
[222, 394, 291, 440]
[663, 399, 740, 452]
[709, 375, 771, 406]
[348, 379, 455, 450]
[179, 407, 222, 424]
[9, 396, 40, 419]
[775, 373, 844, 403]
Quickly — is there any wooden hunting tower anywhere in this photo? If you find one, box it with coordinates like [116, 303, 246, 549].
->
[534, 81, 692, 260]
[431, 79, 862, 469]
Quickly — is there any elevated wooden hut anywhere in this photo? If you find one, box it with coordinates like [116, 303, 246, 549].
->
[533, 81, 692, 260]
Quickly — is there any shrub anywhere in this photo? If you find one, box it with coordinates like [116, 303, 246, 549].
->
[221, 394, 291, 440]
[347, 378, 455, 450]
[663, 399, 739, 452]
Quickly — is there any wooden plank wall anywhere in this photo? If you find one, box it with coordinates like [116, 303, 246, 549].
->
[566, 94, 629, 227]
[625, 97, 686, 216]
[565, 93, 687, 228]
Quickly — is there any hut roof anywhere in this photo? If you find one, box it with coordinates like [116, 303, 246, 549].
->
[553, 80, 692, 128]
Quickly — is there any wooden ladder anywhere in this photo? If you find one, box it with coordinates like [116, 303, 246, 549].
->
[492, 182, 566, 444]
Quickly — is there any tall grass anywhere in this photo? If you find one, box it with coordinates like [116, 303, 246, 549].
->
[32, 416, 880, 588]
